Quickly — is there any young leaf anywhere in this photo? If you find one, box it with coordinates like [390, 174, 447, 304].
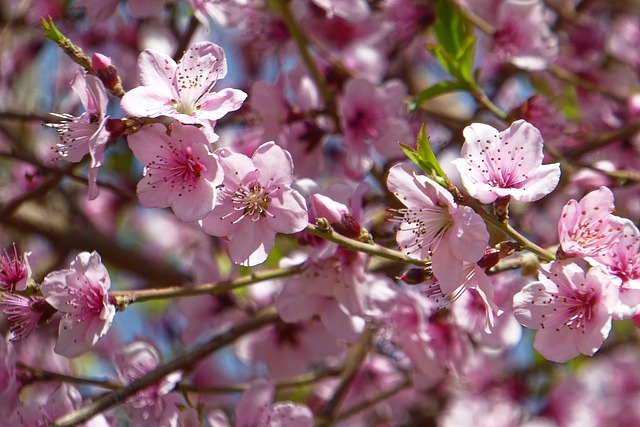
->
[416, 124, 449, 186]
[41, 17, 63, 43]
[399, 125, 449, 187]
[409, 80, 465, 111]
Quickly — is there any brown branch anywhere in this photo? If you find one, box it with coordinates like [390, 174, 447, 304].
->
[111, 264, 304, 306]
[50, 307, 280, 427]
[316, 322, 377, 425]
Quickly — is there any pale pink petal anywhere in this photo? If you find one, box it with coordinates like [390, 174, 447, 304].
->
[198, 88, 248, 121]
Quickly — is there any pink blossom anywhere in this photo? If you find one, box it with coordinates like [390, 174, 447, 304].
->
[452, 120, 561, 204]
[0, 294, 55, 341]
[387, 164, 489, 290]
[200, 142, 308, 266]
[591, 220, 640, 320]
[384, 291, 471, 386]
[607, 16, 640, 68]
[491, 0, 559, 70]
[46, 70, 110, 199]
[12, 383, 110, 427]
[235, 318, 341, 379]
[558, 186, 625, 258]
[0, 244, 31, 292]
[275, 250, 394, 342]
[120, 42, 246, 142]
[114, 341, 184, 426]
[235, 379, 313, 427]
[127, 122, 224, 222]
[338, 78, 412, 177]
[513, 261, 619, 362]
[41, 251, 116, 358]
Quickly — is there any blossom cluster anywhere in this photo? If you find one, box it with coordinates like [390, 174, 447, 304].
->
[1, 0, 640, 425]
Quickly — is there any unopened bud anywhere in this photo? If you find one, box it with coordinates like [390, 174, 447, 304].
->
[92, 52, 124, 98]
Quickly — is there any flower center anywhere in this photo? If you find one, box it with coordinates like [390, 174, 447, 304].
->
[229, 183, 272, 223]
[147, 145, 207, 195]
[387, 205, 453, 256]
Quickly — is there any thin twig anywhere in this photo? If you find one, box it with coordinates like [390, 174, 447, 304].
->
[51, 307, 280, 427]
[305, 222, 431, 267]
[316, 322, 376, 425]
[110, 264, 304, 307]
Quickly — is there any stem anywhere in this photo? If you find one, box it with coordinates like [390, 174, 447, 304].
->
[183, 367, 341, 394]
[111, 265, 304, 306]
[305, 223, 431, 267]
[462, 198, 555, 262]
[18, 363, 122, 390]
[469, 86, 508, 121]
[316, 322, 376, 425]
[330, 378, 412, 425]
[273, 0, 335, 116]
[459, 3, 625, 103]
[51, 307, 280, 427]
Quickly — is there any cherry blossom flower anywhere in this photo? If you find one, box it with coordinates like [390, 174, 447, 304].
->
[120, 41, 246, 142]
[452, 120, 561, 204]
[591, 220, 640, 319]
[607, 16, 640, 68]
[513, 261, 619, 363]
[236, 317, 341, 379]
[276, 249, 394, 342]
[338, 78, 412, 177]
[235, 379, 313, 427]
[12, 383, 110, 427]
[558, 186, 625, 259]
[0, 244, 31, 292]
[387, 164, 489, 290]
[127, 122, 224, 222]
[491, 0, 559, 70]
[114, 341, 184, 426]
[200, 142, 308, 266]
[41, 251, 116, 358]
[46, 70, 110, 199]
[0, 294, 56, 341]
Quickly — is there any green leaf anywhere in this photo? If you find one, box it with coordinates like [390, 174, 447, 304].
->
[41, 17, 63, 43]
[409, 80, 465, 111]
[456, 35, 477, 85]
[429, 0, 478, 89]
[434, 0, 464, 55]
[399, 125, 449, 187]
[416, 124, 449, 186]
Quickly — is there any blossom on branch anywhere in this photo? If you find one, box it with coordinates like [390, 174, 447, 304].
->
[0, 244, 31, 293]
[557, 186, 625, 259]
[41, 251, 116, 358]
[46, 70, 110, 200]
[387, 164, 489, 290]
[127, 122, 224, 222]
[200, 142, 308, 266]
[513, 261, 619, 362]
[120, 41, 247, 143]
[452, 120, 561, 204]
[114, 341, 185, 426]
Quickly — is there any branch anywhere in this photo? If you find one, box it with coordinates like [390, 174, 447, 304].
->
[183, 366, 341, 394]
[305, 222, 431, 267]
[272, 0, 336, 118]
[460, 197, 556, 262]
[51, 307, 280, 427]
[316, 322, 376, 425]
[330, 377, 412, 425]
[111, 265, 304, 307]
[18, 363, 122, 390]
